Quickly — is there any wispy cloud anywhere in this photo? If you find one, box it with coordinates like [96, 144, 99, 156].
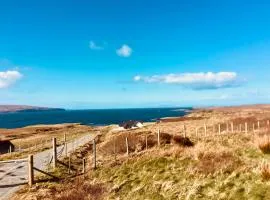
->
[0, 70, 23, 89]
[134, 72, 241, 90]
[116, 44, 132, 57]
[89, 41, 104, 50]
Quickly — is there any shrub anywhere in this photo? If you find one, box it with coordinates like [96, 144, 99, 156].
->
[261, 162, 270, 180]
[195, 151, 241, 175]
[258, 136, 270, 154]
[55, 181, 106, 200]
[172, 135, 194, 147]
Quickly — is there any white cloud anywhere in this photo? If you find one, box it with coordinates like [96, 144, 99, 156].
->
[89, 41, 104, 50]
[0, 70, 23, 89]
[134, 72, 240, 90]
[116, 45, 132, 57]
[133, 75, 141, 81]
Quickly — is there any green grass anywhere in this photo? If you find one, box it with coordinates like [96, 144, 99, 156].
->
[91, 154, 270, 200]
[13, 126, 270, 200]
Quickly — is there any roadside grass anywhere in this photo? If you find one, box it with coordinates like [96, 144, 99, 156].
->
[14, 129, 270, 200]
[0, 126, 94, 161]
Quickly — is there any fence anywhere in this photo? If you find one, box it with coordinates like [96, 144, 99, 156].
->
[0, 133, 93, 193]
[1, 119, 269, 190]
[0, 132, 89, 158]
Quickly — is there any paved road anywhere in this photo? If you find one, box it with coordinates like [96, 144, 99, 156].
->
[0, 134, 94, 200]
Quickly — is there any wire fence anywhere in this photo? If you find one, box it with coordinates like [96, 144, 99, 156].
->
[0, 133, 94, 192]
[0, 119, 269, 194]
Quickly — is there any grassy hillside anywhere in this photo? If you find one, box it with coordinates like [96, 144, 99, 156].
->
[13, 106, 270, 200]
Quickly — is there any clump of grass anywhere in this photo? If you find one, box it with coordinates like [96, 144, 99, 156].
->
[261, 162, 270, 180]
[172, 135, 194, 147]
[258, 135, 270, 154]
[195, 150, 241, 175]
[55, 180, 106, 200]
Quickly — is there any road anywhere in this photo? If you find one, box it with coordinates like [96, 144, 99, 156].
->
[0, 134, 94, 200]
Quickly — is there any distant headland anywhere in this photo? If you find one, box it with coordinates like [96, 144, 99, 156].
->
[0, 105, 65, 113]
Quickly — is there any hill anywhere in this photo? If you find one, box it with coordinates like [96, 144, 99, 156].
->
[0, 105, 65, 113]
[13, 104, 270, 199]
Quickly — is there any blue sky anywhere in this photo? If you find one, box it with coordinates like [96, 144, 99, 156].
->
[1, 0, 270, 109]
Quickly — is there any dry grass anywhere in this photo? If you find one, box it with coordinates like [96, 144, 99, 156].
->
[257, 135, 270, 154]
[13, 105, 270, 199]
[98, 131, 194, 157]
[261, 162, 270, 180]
[0, 124, 94, 160]
[195, 150, 241, 175]
[53, 179, 106, 200]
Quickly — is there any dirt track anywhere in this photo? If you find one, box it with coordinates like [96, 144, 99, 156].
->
[0, 133, 94, 200]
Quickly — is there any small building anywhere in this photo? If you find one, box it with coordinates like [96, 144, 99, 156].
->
[0, 140, 15, 154]
[119, 120, 144, 129]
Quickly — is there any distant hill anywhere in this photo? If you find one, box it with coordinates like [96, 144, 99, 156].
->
[0, 105, 65, 113]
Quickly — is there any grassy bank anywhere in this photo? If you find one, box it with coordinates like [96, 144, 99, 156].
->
[12, 105, 270, 199]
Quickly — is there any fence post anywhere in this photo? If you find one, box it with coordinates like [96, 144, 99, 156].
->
[204, 124, 207, 137]
[258, 121, 260, 129]
[183, 125, 187, 138]
[113, 136, 116, 160]
[52, 138, 57, 169]
[145, 134, 148, 150]
[125, 137, 129, 156]
[226, 123, 229, 133]
[28, 155, 34, 187]
[157, 128, 160, 146]
[65, 142, 68, 157]
[82, 158, 86, 174]
[231, 122, 234, 133]
[64, 133, 67, 143]
[9, 145, 12, 155]
[253, 123, 255, 133]
[245, 122, 248, 134]
[218, 124, 221, 135]
[93, 139, 97, 169]
[267, 120, 270, 127]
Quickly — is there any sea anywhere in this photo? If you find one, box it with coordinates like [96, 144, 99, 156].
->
[0, 107, 192, 129]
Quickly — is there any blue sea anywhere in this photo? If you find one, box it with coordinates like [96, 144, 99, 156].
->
[0, 107, 192, 129]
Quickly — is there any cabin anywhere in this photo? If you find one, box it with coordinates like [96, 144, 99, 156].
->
[119, 120, 143, 129]
[0, 140, 15, 154]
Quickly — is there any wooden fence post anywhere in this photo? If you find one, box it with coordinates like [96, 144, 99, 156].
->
[93, 139, 97, 169]
[226, 123, 229, 133]
[113, 136, 116, 160]
[183, 125, 187, 138]
[65, 142, 68, 157]
[64, 133, 66, 143]
[68, 155, 71, 174]
[245, 122, 248, 134]
[9, 145, 12, 155]
[28, 155, 34, 187]
[218, 124, 221, 135]
[231, 122, 234, 133]
[125, 137, 129, 156]
[253, 123, 255, 133]
[52, 138, 57, 169]
[145, 134, 148, 150]
[267, 120, 270, 127]
[157, 128, 160, 146]
[258, 121, 260, 129]
[204, 124, 207, 137]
